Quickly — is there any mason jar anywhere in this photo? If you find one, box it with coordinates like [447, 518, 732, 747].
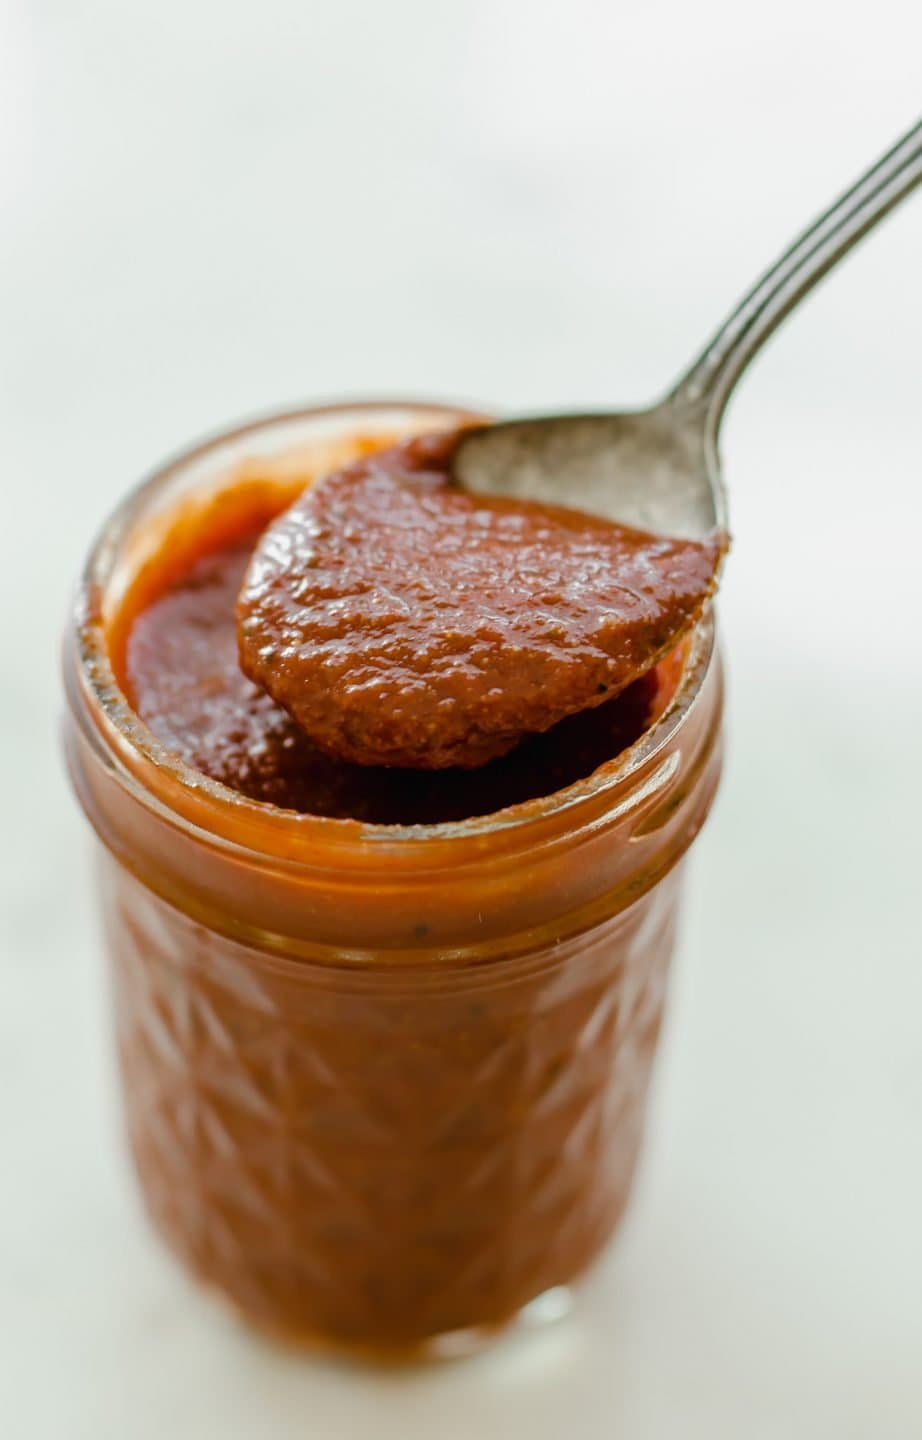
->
[63, 401, 723, 1357]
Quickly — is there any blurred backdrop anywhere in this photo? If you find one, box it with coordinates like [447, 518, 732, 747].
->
[1, 2, 920, 1436]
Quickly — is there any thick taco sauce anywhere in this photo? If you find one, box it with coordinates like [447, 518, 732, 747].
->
[71, 409, 725, 1356]
[236, 429, 724, 770]
[122, 428, 722, 815]
[124, 526, 676, 826]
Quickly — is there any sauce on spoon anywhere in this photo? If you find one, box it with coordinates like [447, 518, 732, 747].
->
[237, 429, 727, 769]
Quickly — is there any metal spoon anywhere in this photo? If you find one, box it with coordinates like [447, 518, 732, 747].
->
[453, 119, 922, 540]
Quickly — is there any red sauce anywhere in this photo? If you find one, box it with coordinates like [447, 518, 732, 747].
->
[237, 430, 725, 769]
[125, 527, 673, 825]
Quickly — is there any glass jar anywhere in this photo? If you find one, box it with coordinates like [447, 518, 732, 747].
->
[63, 400, 724, 1358]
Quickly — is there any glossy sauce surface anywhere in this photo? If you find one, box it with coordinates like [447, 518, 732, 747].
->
[237, 430, 725, 769]
[124, 526, 673, 825]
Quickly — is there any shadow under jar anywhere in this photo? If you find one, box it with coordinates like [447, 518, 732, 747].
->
[63, 400, 724, 1358]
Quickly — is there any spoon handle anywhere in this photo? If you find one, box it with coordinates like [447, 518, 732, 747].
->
[672, 118, 922, 430]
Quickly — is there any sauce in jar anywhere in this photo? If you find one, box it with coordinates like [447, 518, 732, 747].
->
[64, 403, 725, 1356]
[123, 523, 677, 825]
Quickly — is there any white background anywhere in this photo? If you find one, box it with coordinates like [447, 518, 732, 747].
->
[2, 2, 921, 1436]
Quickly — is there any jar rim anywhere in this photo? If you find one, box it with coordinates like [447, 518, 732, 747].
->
[67, 398, 717, 869]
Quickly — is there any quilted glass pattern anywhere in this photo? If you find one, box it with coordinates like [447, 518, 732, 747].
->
[102, 856, 682, 1350]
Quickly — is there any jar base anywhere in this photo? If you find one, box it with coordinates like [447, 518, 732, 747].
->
[222, 1283, 577, 1366]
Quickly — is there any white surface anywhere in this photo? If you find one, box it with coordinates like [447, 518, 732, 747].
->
[2, 2, 921, 1435]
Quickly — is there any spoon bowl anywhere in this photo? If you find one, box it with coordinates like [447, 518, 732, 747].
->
[454, 402, 725, 539]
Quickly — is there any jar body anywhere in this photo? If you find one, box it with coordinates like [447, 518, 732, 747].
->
[101, 853, 683, 1352]
[64, 400, 723, 1356]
